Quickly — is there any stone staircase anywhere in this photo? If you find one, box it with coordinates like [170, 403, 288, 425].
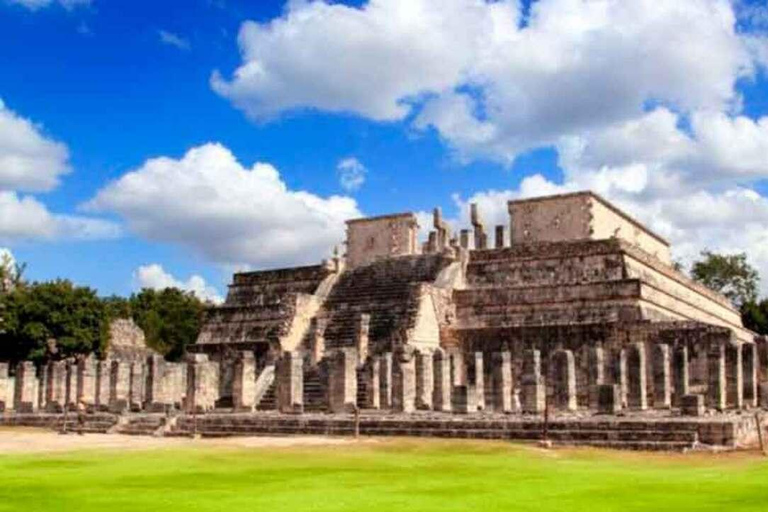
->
[256, 382, 277, 411]
[163, 413, 706, 451]
[303, 367, 326, 412]
[0, 413, 118, 433]
[115, 414, 167, 436]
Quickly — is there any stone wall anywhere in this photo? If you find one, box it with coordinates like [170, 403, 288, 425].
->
[345, 213, 420, 269]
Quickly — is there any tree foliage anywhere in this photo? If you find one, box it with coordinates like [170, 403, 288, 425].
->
[691, 251, 759, 308]
[0, 280, 108, 363]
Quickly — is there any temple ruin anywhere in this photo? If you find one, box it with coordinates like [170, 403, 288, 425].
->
[2, 191, 768, 450]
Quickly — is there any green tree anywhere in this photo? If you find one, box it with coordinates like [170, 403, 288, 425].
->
[0, 280, 108, 363]
[741, 299, 768, 335]
[691, 251, 759, 308]
[129, 288, 205, 361]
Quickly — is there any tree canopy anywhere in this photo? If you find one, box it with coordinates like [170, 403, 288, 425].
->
[690, 251, 759, 308]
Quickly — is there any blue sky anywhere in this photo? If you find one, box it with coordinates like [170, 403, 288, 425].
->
[2, 0, 768, 301]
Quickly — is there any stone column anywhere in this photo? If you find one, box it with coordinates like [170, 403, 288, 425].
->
[379, 352, 393, 409]
[37, 364, 47, 412]
[310, 318, 326, 366]
[450, 351, 465, 387]
[355, 314, 371, 366]
[432, 348, 452, 412]
[46, 360, 67, 412]
[672, 346, 689, 407]
[551, 349, 577, 411]
[365, 356, 381, 409]
[145, 355, 166, 411]
[459, 230, 470, 249]
[232, 351, 256, 412]
[0, 363, 8, 412]
[521, 349, 544, 414]
[725, 343, 743, 409]
[491, 351, 513, 413]
[167, 362, 186, 408]
[14, 361, 37, 412]
[129, 361, 146, 411]
[613, 349, 628, 408]
[451, 385, 477, 414]
[77, 356, 98, 409]
[110, 360, 131, 413]
[587, 347, 605, 409]
[329, 349, 358, 413]
[276, 351, 303, 413]
[186, 354, 218, 413]
[652, 344, 671, 409]
[743, 343, 758, 408]
[95, 360, 111, 411]
[597, 384, 621, 414]
[392, 347, 416, 413]
[627, 343, 648, 410]
[495, 225, 505, 249]
[415, 349, 434, 410]
[469, 352, 484, 411]
[707, 343, 726, 411]
[65, 361, 78, 410]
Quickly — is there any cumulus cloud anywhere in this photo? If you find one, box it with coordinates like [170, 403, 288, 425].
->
[337, 157, 367, 192]
[87, 143, 361, 268]
[133, 263, 223, 304]
[6, 0, 91, 10]
[158, 30, 191, 51]
[0, 99, 70, 192]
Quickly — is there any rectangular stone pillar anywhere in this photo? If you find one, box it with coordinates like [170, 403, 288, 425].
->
[588, 347, 605, 409]
[450, 351, 465, 386]
[491, 351, 513, 413]
[521, 349, 544, 414]
[415, 350, 433, 410]
[77, 356, 98, 409]
[597, 384, 621, 414]
[95, 360, 111, 411]
[743, 343, 758, 408]
[392, 348, 416, 413]
[355, 314, 370, 366]
[110, 360, 131, 413]
[652, 344, 671, 409]
[432, 348, 452, 412]
[186, 354, 218, 413]
[707, 343, 726, 411]
[145, 355, 166, 411]
[232, 351, 256, 412]
[65, 361, 78, 410]
[0, 363, 8, 412]
[627, 343, 648, 410]
[329, 349, 358, 413]
[613, 349, 628, 408]
[495, 225, 505, 248]
[276, 351, 303, 413]
[379, 352, 393, 409]
[451, 385, 477, 414]
[470, 352, 484, 411]
[167, 362, 185, 407]
[129, 361, 146, 411]
[551, 349, 577, 411]
[681, 394, 705, 417]
[672, 346, 689, 407]
[365, 356, 381, 409]
[37, 365, 46, 412]
[46, 360, 67, 412]
[459, 229, 469, 249]
[726, 344, 743, 409]
[14, 361, 37, 412]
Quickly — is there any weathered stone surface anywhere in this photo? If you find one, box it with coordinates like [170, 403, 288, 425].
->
[365, 356, 381, 409]
[46, 361, 67, 412]
[681, 394, 705, 417]
[597, 384, 621, 414]
[626, 343, 648, 410]
[521, 350, 544, 414]
[672, 346, 689, 407]
[65, 361, 78, 410]
[432, 348, 452, 412]
[587, 347, 605, 409]
[276, 351, 303, 414]
[185, 354, 218, 413]
[379, 352, 393, 409]
[14, 361, 37, 413]
[415, 350, 433, 410]
[743, 343, 758, 408]
[708, 343, 726, 411]
[451, 385, 477, 414]
[551, 349, 577, 411]
[129, 362, 145, 411]
[652, 344, 671, 409]
[110, 360, 131, 413]
[469, 352, 484, 411]
[355, 314, 371, 366]
[95, 360, 111, 411]
[77, 357, 98, 408]
[613, 349, 628, 409]
[232, 351, 256, 412]
[0, 363, 8, 412]
[328, 349, 357, 413]
[725, 344, 743, 409]
[491, 351, 513, 413]
[392, 348, 415, 413]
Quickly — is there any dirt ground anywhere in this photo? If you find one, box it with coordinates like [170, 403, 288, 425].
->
[0, 427, 359, 454]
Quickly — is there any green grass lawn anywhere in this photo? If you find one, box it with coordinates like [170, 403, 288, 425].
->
[1, 438, 767, 512]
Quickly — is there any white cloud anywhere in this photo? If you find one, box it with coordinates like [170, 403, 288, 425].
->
[0, 99, 70, 192]
[87, 143, 361, 268]
[0, 191, 120, 243]
[6, 0, 91, 11]
[337, 157, 367, 192]
[158, 30, 191, 51]
[133, 263, 223, 304]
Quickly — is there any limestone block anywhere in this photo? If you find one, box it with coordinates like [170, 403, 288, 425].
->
[186, 355, 219, 413]
[742, 343, 758, 408]
[110, 360, 131, 413]
[14, 361, 37, 413]
[432, 348, 452, 412]
[551, 349, 577, 411]
[65, 361, 78, 410]
[95, 360, 111, 411]
[495, 225, 505, 248]
[450, 351, 466, 387]
[587, 347, 605, 409]
[459, 229, 469, 249]
[613, 349, 628, 408]
[355, 314, 370, 366]
[626, 343, 648, 410]
[276, 351, 303, 414]
[707, 343, 726, 411]
[392, 348, 416, 413]
[491, 352, 513, 413]
[46, 361, 67, 412]
[0, 363, 8, 412]
[77, 356, 98, 408]
[37, 365, 46, 411]
[596, 384, 621, 415]
[329, 349, 358, 413]
[365, 356, 381, 409]
[232, 351, 257, 412]
[522, 349, 544, 414]
[725, 344, 743, 410]
[415, 350, 434, 410]
[451, 385, 477, 414]
[470, 352, 484, 411]
[672, 346, 689, 407]
[379, 352, 393, 409]
[145, 355, 167, 411]
[681, 394, 705, 417]
[652, 344, 671, 409]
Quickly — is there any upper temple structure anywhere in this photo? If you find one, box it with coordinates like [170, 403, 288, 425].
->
[3, 191, 766, 450]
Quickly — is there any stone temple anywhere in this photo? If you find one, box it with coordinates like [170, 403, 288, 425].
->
[2, 191, 767, 450]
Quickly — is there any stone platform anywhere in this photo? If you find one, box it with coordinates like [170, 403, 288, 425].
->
[2, 411, 760, 452]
